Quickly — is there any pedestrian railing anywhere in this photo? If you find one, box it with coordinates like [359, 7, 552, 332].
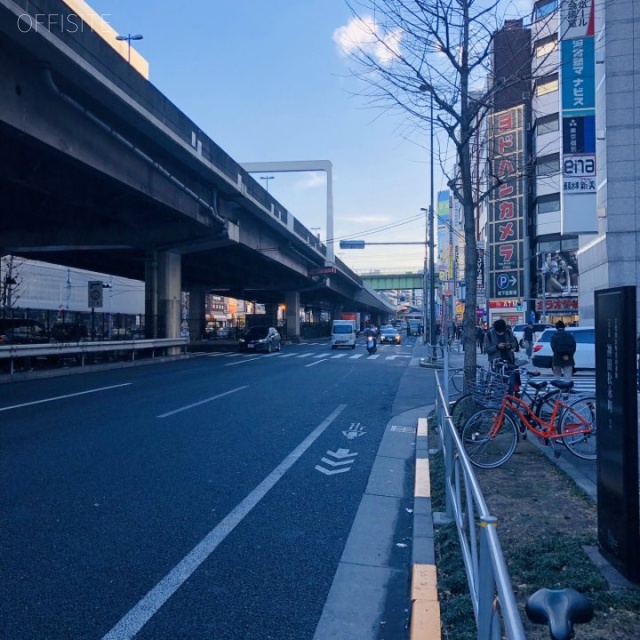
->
[0, 338, 188, 376]
[433, 363, 527, 640]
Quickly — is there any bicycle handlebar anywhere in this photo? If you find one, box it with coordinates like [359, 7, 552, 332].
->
[525, 588, 593, 640]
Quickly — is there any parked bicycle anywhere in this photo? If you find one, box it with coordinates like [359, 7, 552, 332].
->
[460, 377, 596, 468]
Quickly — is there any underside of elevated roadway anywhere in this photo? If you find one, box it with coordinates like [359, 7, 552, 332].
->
[0, 0, 393, 336]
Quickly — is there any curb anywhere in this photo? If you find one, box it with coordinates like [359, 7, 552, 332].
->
[410, 415, 441, 639]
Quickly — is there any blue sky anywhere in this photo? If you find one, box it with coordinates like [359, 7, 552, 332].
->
[85, 0, 439, 273]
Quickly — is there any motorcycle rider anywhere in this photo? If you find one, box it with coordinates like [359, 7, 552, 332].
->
[365, 326, 377, 354]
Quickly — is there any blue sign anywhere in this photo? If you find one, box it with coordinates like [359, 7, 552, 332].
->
[561, 37, 595, 115]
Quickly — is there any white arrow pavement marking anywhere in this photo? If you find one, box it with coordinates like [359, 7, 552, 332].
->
[319, 457, 354, 467]
[315, 466, 351, 476]
[102, 404, 347, 640]
[327, 448, 358, 459]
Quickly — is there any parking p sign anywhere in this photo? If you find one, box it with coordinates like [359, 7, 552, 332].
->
[88, 281, 103, 308]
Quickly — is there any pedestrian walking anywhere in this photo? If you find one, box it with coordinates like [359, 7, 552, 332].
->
[550, 320, 576, 381]
[476, 324, 485, 353]
[484, 318, 518, 365]
[523, 322, 536, 359]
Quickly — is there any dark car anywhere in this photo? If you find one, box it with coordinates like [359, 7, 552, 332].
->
[0, 318, 49, 344]
[50, 322, 89, 342]
[379, 327, 402, 344]
[238, 326, 282, 353]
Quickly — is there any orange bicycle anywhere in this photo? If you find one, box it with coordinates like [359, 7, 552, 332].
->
[461, 380, 596, 468]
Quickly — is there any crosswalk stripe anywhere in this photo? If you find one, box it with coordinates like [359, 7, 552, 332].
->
[350, 354, 364, 359]
[296, 353, 314, 358]
[331, 354, 347, 359]
[367, 354, 380, 359]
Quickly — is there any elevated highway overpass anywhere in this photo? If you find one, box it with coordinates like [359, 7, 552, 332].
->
[0, 0, 393, 338]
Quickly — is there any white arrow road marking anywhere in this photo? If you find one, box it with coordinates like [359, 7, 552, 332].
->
[327, 448, 358, 459]
[319, 456, 354, 467]
[315, 448, 358, 475]
[315, 466, 351, 476]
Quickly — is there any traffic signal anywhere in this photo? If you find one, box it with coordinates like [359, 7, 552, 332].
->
[516, 300, 522, 311]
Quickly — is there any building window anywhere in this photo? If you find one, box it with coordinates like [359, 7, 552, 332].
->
[537, 194, 561, 214]
[536, 113, 559, 135]
[534, 0, 558, 21]
[535, 35, 557, 57]
[535, 73, 559, 96]
[537, 153, 560, 176]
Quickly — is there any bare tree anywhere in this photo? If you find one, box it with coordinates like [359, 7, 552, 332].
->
[338, 0, 533, 375]
[1, 255, 22, 312]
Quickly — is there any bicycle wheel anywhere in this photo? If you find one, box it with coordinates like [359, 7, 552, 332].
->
[534, 388, 578, 423]
[558, 396, 597, 460]
[450, 369, 465, 394]
[461, 408, 518, 468]
[450, 393, 483, 433]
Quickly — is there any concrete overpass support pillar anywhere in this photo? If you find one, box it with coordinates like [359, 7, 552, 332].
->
[145, 250, 182, 340]
[285, 291, 300, 342]
[188, 287, 207, 341]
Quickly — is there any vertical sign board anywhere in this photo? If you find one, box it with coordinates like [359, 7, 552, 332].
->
[595, 287, 640, 582]
[487, 105, 526, 301]
[88, 281, 103, 309]
[560, 0, 597, 234]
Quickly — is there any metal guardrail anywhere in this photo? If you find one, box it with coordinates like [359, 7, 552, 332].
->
[0, 338, 188, 375]
[433, 357, 527, 640]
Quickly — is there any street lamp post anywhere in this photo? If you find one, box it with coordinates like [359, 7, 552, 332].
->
[115, 33, 143, 64]
[260, 175, 275, 193]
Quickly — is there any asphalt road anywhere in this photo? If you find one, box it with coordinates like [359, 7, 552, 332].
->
[0, 336, 434, 639]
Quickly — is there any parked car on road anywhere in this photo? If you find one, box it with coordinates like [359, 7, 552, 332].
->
[0, 318, 49, 344]
[531, 326, 595, 370]
[238, 326, 282, 353]
[379, 327, 402, 344]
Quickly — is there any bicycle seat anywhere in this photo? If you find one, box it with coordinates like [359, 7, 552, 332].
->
[528, 380, 548, 390]
[525, 588, 593, 640]
[549, 379, 574, 390]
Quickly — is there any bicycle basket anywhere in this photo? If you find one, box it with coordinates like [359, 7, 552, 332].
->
[466, 378, 509, 406]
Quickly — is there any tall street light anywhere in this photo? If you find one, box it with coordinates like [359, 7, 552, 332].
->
[260, 175, 275, 192]
[116, 33, 143, 64]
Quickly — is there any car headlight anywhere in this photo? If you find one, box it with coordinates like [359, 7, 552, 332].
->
[239, 338, 246, 344]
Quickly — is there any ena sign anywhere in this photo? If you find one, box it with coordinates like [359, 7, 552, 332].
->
[564, 155, 595, 177]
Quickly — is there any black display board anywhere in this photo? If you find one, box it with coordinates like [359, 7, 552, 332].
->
[595, 286, 640, 583]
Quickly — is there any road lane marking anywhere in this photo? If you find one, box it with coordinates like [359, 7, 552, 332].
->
[157, 386, 248, 418]
[0, 383, 132, 413]
[102, 404, 347, 640]
[306, 359, 329, 367]
[224, 357, 261, 366]
[350, 354, 364, 359]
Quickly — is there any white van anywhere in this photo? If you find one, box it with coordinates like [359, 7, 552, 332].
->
[331, 320, 357, 349]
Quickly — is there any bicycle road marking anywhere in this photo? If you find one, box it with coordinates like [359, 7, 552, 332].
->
[0, 383, 132, 413]
[102, 404, 348, 640]
[157, 386, 248, 418]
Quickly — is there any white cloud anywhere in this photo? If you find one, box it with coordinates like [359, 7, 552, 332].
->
[294, 172, 326, 190]
[333, 16, 401, 66]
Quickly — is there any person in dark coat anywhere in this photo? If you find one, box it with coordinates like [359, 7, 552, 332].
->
[484, 318, 518, 365]
[550, 320, 576, 380]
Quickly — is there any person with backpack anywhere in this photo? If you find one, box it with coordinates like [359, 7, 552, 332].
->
[550, 320, 577, 380]
[484, 318, 518, 365]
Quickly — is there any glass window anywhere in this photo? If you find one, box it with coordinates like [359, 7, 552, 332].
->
[536, 113, 559, 135]
[536, 74, 559, 96]
[537, 153, 560, 176]
[535, 35, 557, 57]
[534, 0, 558, 21]
[537, 194, 561, 214]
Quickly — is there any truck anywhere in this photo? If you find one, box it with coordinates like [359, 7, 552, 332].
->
[331, 318, 357, 349]
[406, 318, 422, 336]
[339, 312, 361, 333]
